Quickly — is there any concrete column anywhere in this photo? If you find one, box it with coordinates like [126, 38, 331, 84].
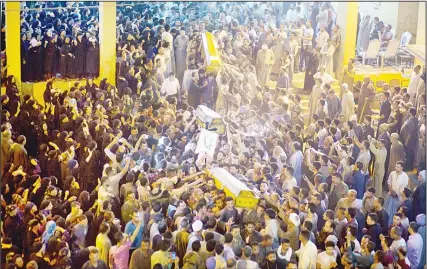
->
[335, 2, 358, 75]
[396, 2, 419, 42]
[5, 2, 22, 91]
[99, 2, 116, 85]
[416, 2, 425, 46]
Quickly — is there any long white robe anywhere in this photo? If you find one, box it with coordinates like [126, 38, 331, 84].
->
[357, 18, 372, 51]
[174, 35, 189, 83]
[321, 45, 336, 77]
[341, 90, 356, 122]
[256, 48, 275, 86]
[162, 31, 175, 73]
[309, 85, 323, 122]
[408, 72, 421, 105]
[314, 71, 335, 89]
[369, 142, 387, 196]
[182, 69, 197, 91]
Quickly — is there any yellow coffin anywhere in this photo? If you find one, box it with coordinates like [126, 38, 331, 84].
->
[195, 105, 226, 135]
[201, 32, 222, 74]
[206, 167, 259, 209]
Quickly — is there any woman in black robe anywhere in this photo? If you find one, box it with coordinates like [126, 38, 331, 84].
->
[20, 33, 30, 82]
[36, 34, 44, 81]
[303, 47, 321, 93]
[142, 30, 156, 55]
[5, 75, 20, 104]
[43, 30, 56, 79]
[55, 29, 67, 74]
[18, 110, 38, 157]
[86, 36, 100, 78]
[27, 34, 41, 82]
[73, 32, 87, 78]
[59, 36, 76, 78]
[56, 29, 66, 48]
[79, 141, 102, 193]
[85, 78, 98, 97]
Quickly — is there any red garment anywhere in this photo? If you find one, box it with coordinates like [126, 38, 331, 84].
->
[397, 258, 410, 269]
[382, 250, 394, 267]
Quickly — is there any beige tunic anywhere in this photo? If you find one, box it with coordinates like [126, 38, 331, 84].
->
[256, 48, 275, 86]
[309, 85, 324, 122]
[341, 90, 356, 122]
[340, 65, 355, 98]
[369, 141, 387, 196]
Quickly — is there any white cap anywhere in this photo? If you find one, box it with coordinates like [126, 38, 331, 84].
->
[353, 199, 363, 210]
[288, 213, 300, 227]
[326, 234, 338, 244]
[192, 220, 203, 232]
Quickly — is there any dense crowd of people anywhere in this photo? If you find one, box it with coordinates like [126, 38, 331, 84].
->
[1, 2, 426, 269]
[19, 2, 100, 82]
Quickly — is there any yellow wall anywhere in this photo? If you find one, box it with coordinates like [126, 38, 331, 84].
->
[341, 2, 358, 67]
[5, 2, 22, 91]
[99, 2, 117, 86]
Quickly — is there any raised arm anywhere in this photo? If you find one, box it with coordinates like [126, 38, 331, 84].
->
[184, 114, 198, 133]
[129, 217, 142, 243]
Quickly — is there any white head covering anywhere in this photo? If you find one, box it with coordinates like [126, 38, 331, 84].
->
[416, 214, 426, 226]
[325, 234, 338, 244]
[420, 170, 426, 181]
[353, 199, 363, 210]
[288, 213, 300, 227]
[30, 38, 39, 47]
[192, 220, 203, 232]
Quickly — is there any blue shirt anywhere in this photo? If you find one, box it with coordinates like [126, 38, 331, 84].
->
[124, 220, 144, 249]
[350, 170, 365, 199]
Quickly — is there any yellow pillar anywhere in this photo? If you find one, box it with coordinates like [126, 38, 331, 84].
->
[5, 2, 22, 91]
[415, 2, 425, 66]
[342, 2, 358, 67]
[335, 2, 359, 74]
[99, 2, 116, 86]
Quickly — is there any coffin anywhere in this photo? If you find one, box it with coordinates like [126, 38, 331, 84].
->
[196, 105, 225, 134]
[201, 32, 222, 73]
[206, 167, 259, 209]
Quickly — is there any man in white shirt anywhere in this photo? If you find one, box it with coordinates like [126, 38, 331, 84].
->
[302, 22, 314, 70]
[289, 142, 304, 185]
[236, 246, 259, 269]
[295, 230, 318, 269]
[161, 24, 173, 49]
[101, 159, 130, 198]
[317, 241, 338, 269]
[264, 209, 279, 248]
[286, 4, 296, 22]
[316, 27, 330, 49]
[282, 166, 298, 192]
[316, 4, 329, 33]
[223, 233, 235, 260]
[356, 140, 371, 174]
[407, 222, 423, 269]
[390, 226, 407, 255]
[388, 161, 409, 203]
[161, 72, 180, 98]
